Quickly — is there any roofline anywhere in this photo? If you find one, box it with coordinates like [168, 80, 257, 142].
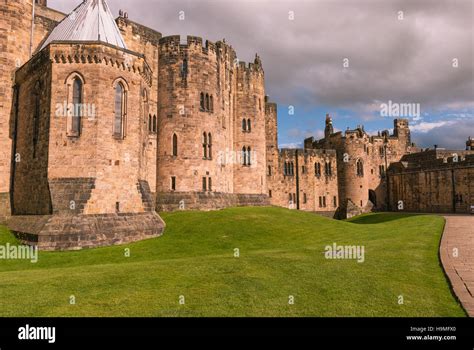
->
[42, 40, 146, 59]
[116, 17, 162, 37]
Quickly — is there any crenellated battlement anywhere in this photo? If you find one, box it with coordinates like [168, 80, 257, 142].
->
[159, 35, 218, 55]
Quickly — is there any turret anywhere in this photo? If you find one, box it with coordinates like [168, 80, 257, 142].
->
[467, 137, 474, 151]
[324, 113, 334, 139]
[393, 118, 411, 146]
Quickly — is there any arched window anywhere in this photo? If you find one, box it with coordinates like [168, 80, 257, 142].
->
[205, 93, 210, 111]
[315, 162, 321, 177]
[172, 134, 178, 156]
[148, 114, 152, 132]
[210, 95, 214, 112]
[71, 77, 82, 136]
[356, 159, 364, 176]
[247, 119, 251, 132]
[200, 93, 205, 110]
[325, 162, 332, 176]
[153, 115, 157, 133]
[114, 82, 126, 139]
[242, 147, 247, 165]
[208, 133, 212, 159]
[242, 119, 247, 132]
[202, 133, 208, 158]
[247, 147, 251, 166]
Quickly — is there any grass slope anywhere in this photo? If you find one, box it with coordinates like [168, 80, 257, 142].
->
[0, 207, 465, 317]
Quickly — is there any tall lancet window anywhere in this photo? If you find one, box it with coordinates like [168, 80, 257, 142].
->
[71, 78, 82, 136]
[114, 82, 127, 139]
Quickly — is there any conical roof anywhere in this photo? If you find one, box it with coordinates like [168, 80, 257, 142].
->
[40, 0, 127, 50]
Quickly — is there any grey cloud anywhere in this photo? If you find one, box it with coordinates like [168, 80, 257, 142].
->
[412, 119, 474, 149]
[49, 0, 473, 127]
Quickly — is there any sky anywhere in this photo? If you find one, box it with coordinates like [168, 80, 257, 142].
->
[48, 0, 474, 150]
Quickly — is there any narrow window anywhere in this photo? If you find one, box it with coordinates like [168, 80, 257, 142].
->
[325, 162, 332, 176]
[200, 93, 205, 110]
[148, 115, 152, 132]
[357, 159, 364, 176]
[268, 165, 272, 176]
[242, 119, 247, 132]
[247, 119, 251, 132]
[323, 196, 326, 207]
[208, 177, 212, 191]
[172, 134, 178, 156]
[152, 115, 157, 133]
[71, 77, 82, 136]
[181, 58, 188, 79]
[303, 193, 307, 204]
[205, 93, 210, 111]
[242, 147, 247, 166]
[208, 133, 212, 159]
[284, 162, 288, 175]
[247, 147, 251, 166]
[269, 190, 272, 198]
[210, 95, 214, 112]
[203, 133, 208, 158]
[319, 196, 322, 208]
[171, 176, 176, 191]
[315, 162, 321, 177]
[202, 177, 207, 191]
[114, 82, 126, 139]
[333, 196, 337, 207]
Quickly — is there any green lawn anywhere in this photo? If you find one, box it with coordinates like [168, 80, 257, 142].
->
[0, 207, 465, 317]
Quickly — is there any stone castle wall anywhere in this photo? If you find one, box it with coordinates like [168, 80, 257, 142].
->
[267, 148, 339, 212]
[11, 48, 53, 215]
[388, 151, 474, 213]
[0, 0, 36, 221]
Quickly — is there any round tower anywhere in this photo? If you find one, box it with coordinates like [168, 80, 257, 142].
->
[341, 130, 371, 209]
[0, 0, 36, 220]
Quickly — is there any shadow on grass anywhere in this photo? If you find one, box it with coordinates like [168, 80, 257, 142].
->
[348, 212, 428, 225]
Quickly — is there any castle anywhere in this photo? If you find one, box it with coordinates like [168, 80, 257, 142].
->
[0, 0, 473, 250]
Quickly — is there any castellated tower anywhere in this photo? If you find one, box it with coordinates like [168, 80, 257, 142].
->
[233, 55, 267, 195]
[0, 0, 36, 221]
[155, 35, 269, 210]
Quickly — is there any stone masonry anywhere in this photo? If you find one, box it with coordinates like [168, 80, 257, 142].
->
[0, 0, 472, 250]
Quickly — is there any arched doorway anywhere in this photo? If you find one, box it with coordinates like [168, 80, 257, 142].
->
[368, 190, 377, 207]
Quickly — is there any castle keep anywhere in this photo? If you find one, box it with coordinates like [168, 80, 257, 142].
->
[0, 0, 472, 250]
